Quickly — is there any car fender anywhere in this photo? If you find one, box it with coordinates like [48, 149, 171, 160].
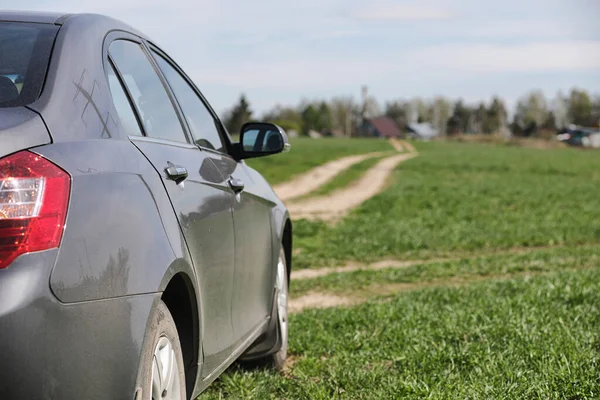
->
[32, 140, 198, 303]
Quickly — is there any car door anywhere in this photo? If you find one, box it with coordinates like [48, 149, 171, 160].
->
[147, 48, 276, 342]
[107, 38, 237, 375]
[227, 158, 277, 341]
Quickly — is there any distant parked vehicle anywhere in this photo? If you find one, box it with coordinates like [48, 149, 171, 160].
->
[557, 126, 600, 148]
[0, 11, 292, 400]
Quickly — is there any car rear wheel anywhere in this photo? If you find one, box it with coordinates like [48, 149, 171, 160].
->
[136, 300, 186, 400]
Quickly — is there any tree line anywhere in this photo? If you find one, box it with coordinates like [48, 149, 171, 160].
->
[222, 88, 600, 138]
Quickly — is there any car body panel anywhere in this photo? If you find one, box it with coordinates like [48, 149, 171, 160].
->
[0, 250, 157, 400]
[0, 10, 67, 24]
[32, 138, 209, 393]
[28, 14, 142, 142]
[222, 156, 278, 339]
[33, 140, 191, 302]
[130, 137, 238, 376]
[0, 107, 51, 158]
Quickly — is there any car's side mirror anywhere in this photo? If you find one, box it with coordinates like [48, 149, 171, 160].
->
[232, 122, 291, 160]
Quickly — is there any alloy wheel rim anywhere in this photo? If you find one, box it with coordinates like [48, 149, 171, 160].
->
[151, 336, 181, 400]
[276, 255, 288, 351]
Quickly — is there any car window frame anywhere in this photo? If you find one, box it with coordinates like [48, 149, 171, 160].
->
[144, 41, 235, 158]
[147, 47, 226, 154]
[105, 56, 146, 137]
[103, 32, 193, 146]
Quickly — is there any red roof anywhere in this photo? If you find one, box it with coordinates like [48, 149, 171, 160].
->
[369, 117, 402, 138]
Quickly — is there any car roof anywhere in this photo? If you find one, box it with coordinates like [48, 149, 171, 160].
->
[0, 10, 71, 24]
[0, 11, 146, 38]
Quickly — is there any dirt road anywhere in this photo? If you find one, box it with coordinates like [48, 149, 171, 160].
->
[273, 152, 387, 202]
[287, 152, 418, 220]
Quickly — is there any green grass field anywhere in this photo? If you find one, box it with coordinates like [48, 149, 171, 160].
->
[293, 141, 600, 270]
[206, 269, 600, 399]
[202, 139, 600, 399]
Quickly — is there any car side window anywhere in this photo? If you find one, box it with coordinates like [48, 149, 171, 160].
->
[109, 40, 187, 143]
[106, 61, 143, 136]
[152, 51, 226, 152]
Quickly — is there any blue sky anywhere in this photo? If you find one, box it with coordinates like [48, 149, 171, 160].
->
[9, 0, 600, 116]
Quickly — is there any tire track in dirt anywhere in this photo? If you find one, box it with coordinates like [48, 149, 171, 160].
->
[291, 244, 577, 280]
[289, 244, 600, 312]
[292, 258, 446, 280]
[288, 293, 357, 313]
[289, 267, 594, 313]
[274, 151, 389, 202]
[287, 152, 418, 221]
[388, 138, 405, 152]
[400, 140, 416, 152]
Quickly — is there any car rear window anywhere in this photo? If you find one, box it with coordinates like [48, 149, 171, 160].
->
[0, 22, 59, 108]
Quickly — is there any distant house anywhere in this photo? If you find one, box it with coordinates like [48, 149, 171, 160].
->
[360, 117, 403, 138]
[406, 122, 439, 140]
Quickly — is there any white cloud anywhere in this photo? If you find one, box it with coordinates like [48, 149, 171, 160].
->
[412, 41, 600, 72]
[189, 58, 400, 89]
[306, 29, 364, 40]
[428, 19, 599, 40]
[186, 40, 600, 92]
[354, 3, 455, 21]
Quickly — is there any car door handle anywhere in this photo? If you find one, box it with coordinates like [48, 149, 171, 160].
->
[165, 163, 188, 183]
[228, 177, 245, 194]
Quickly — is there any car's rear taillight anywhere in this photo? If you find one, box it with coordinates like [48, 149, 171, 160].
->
[0, 151, 70, 269]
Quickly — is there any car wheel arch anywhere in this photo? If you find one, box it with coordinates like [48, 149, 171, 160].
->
[160, 271, 201, 396]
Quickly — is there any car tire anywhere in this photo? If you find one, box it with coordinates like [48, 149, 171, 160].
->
[135, 300, 186, 400]
[260, 248, 289, 371]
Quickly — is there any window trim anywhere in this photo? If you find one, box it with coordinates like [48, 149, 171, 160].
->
[144, 41, 235, 157]
[106, 55, 146, 137]
[104, 34, 193, 146]
[129, 135, 199, 150]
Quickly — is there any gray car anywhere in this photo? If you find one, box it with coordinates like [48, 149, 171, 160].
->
[0, 11, 292, 400]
